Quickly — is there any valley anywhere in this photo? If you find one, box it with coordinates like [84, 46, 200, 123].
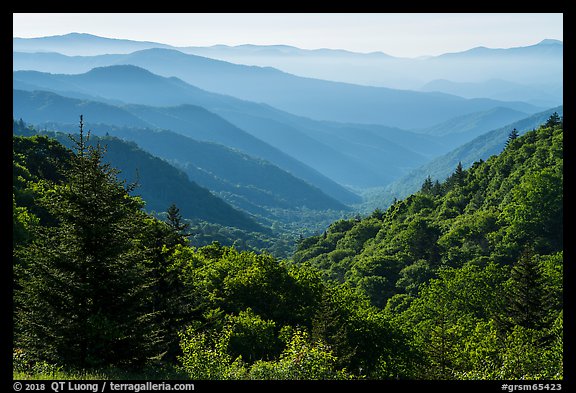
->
[12, 23, 563, 382]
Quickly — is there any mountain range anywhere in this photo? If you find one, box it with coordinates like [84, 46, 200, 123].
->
[12, 33, 563, 232]
[13, 46, 546, 129]
[13, 89, 351, 219]
[13, 63, 546, 189]
[13, 33, 562, 105]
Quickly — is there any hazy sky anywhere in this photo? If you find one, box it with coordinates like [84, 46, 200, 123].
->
[13, 13, 563, 58]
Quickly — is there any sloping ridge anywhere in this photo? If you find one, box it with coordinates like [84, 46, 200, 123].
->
[13, 89, 351, 214]
[13, 68, 361, 204]
[386, 105, 564, 199]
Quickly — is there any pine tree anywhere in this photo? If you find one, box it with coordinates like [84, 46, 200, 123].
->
[15, 117, 160, 369]
[432, 180, 443, 196]
[454, 162, 464, 184]
[506, 248, 551, 331]
[166, 203, 190, 239]
[446, 162, 465, 190]
[545, 112, 561, 128]
[420, 176, 434, 194]
[506, 128, 519, 148]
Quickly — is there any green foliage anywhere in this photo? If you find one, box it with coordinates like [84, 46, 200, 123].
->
[500, 167, 563, 253]
[14, 119, 161, 369]
[248, 329, 353, 380]
[394, 263, 508, 378]
[169, 241, 413, 379]
[224, 309, 278, 363]
[13, 118, 562, 380]
[171, 243, 316, 328]
[295, 122, 563, 379]
[455, 315, 563, 380]
[177, 326, 246, 380]
[13, 195, 39, 247]
[178, 326, 352, 380]
[295, 123, 562, 299]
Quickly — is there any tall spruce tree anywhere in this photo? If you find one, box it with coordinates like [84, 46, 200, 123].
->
[139, 205, 195, 362]
[506, 128, 519, 148]
[166, 203, 190, 240]
[15, 117, 160, 369]
[545, 112, 561, 128]
[506, 248, 551, 331]
[420, 176, 434, 195]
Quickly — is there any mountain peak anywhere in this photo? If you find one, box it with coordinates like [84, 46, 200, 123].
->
[81, 65, 167, 84]
[537, 39, 562, 46]
[63, 32, 99, 38]
[86, 64, 152, 75]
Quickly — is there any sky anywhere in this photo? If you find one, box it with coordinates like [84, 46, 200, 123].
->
[13, 13, 563, 58]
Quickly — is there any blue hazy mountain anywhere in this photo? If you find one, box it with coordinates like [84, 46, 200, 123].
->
[12, 89, 151, 127]
[413, 107, 531, 152]
[13, 32, 173, 55]
[13, 34, 562, 96]
[179, 39, 563, 94]
[93, 126, 350, 215]
[13, 89, 352, 215]
[419, 78, 561, 109]
[13, 70, 361, 203]
[13, 47, 543, 129]
[13, 66, 442, 188]
[384, 105, 564, 200]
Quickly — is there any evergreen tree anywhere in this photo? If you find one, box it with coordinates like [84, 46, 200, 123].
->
[506, 248, 551, 330]
[420, 176, 434, 194]
[545, 112, 561, 128]
[446, 162, 465, 190]
[432, 180, 443, 196]
[454, 162, 464, 184]
[15, 117, 160, 369]
[311, 290, 355, 370]
[506, 128, 519, 148]
[166, 203, 190, 239]
[140, 207, 195, 362]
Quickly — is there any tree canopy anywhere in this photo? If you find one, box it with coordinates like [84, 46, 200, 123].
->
[13, 117, 562, 380]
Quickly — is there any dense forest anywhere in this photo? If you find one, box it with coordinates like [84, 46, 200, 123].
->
[13, 115, 562, 380]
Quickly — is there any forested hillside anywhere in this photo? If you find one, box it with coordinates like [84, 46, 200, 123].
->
[13, 120, 262, 232]
[13, 88, 360, 204]
[12, 120, 321, 258]
[293, 118, 563, 378]
[13, 115, 562, 380]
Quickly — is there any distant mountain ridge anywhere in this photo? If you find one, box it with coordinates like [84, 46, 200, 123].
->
[413, 107, 531, 152]
[13, 33, 561, 96]
[13, 32, 174, 55]
[13, 33, 562, 206]
[13, 89, 351, 218]
[12, 68, 362, 202]
[419, 78, 561, 108]
[13, 47, 545, 129]
[13, 66, 452, 189]
[12, 33, 562, 59]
